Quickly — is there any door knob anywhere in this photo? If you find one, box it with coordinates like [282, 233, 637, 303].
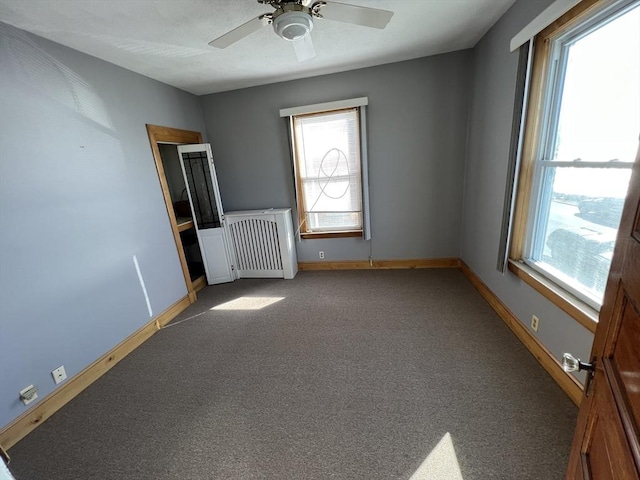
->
[562, 353, 595, 373]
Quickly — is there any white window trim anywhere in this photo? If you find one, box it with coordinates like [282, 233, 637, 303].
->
[280, 97, 368, 118]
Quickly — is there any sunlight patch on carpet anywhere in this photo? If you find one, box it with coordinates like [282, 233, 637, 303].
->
[409, 432, 464, 480]
[211, 296, 285, 311]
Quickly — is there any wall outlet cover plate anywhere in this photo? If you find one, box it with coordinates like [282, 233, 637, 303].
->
[531, 315, 539, 332]
[19, 385, 38, 405]
[52, 365, 67, 384]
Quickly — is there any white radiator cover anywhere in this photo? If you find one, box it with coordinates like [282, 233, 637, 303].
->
[225, 208, 298, 279]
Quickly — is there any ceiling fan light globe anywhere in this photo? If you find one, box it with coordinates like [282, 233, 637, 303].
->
[273, 11, 313, 41]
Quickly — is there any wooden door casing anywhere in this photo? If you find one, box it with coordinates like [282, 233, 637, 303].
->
[567, 146, 640, 479]
[146, 124, 205, 303]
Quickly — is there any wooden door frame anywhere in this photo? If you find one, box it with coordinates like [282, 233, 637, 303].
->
[146, 124, 206, 303]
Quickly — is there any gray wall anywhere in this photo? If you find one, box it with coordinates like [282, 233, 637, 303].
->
[0, 24, 206, 428]
[461, 0, 594, 383]
[200, 52, 473, 262]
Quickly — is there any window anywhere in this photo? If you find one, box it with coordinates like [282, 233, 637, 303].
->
[290, 107, 366, 238]
[293, 108, 362, 236]
[512, 0, 639, 313]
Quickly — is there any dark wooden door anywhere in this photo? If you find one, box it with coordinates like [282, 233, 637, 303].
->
[566, 149, 640, 478]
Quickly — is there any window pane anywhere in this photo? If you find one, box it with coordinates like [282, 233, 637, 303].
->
[530, 167, 632, 304]
[181, 151, 221, 229]
[307, 212, 362, 231]
[293, 109, 363, 232]
[551, 6, 639, 163]
[301, 177, 361, 212]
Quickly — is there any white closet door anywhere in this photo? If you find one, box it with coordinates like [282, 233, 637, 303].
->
[177, 144, 234, 285]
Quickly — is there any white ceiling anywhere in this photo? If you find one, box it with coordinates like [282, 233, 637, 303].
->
[0, 0, 515, 95]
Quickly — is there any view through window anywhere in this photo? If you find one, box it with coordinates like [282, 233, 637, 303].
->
[525, 3, 639, 308]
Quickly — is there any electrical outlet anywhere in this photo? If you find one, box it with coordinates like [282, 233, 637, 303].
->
[52, 365, 67, 385]
[19, 385, 38, 405]
[319, 251, 325, 259]
[531, 315, 539, 332]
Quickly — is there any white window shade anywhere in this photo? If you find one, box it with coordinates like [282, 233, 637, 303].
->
[293, 109, 363, 232]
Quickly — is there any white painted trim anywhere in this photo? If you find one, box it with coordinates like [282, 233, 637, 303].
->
[177, 143, 208, 153]
[279, 97, 368, 117]
[510, 0, 581, 51]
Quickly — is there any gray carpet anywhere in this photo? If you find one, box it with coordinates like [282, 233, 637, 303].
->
[7, 269, 577, 479]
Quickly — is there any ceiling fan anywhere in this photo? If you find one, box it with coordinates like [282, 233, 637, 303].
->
[209, 0, 394, 62]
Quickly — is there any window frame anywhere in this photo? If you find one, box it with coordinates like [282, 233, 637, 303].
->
[290, 107, 365, 240]
[509, 0, 637, 333]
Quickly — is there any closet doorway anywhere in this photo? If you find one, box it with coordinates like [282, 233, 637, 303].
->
[146, 124, 206, 303]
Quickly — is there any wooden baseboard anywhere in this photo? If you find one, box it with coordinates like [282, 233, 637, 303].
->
[191, 275, 207, 295]
[459, 261, 583, 406]
[298, 258, 460, 270]
[0, 295, 191, 450]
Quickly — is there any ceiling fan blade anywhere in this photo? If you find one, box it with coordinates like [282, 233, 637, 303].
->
[318, 1, 394, 29]
[209, 15, 270, 49]
[293, 34, 316, 62]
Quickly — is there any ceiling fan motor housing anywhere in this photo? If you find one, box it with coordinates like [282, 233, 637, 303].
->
[273, 6, 314, 41]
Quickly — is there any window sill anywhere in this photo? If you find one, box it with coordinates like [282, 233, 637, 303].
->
[507, 259, 598, 333]
[300, 231, 363, 240]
